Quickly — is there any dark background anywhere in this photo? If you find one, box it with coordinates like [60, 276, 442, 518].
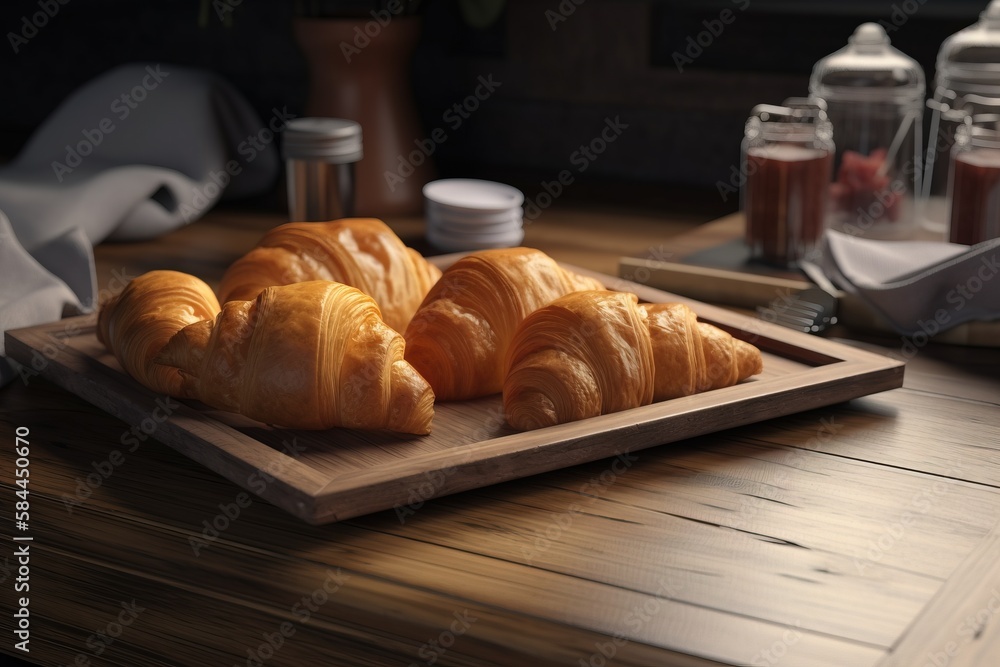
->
[0, 0, 990, 208]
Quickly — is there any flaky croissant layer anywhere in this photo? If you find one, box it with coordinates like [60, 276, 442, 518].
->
[97, 270, 221, 398]
[99, 272, 434, 434]
[404, 247, 605, 401]
[504, 291, 763, 431]
[217, 218, 441, 333]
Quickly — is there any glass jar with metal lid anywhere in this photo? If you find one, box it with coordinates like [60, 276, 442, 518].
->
[810, 23, 925, 240]
[924, 0, 1000, 235]
[742, 99, 834, 268]
[947, 113, 1000, 245]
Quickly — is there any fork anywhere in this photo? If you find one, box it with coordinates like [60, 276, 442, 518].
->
[757, 261, 840, 334]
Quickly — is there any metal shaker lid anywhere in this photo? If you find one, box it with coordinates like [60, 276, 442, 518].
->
[745, 98, 833, 143]
[809, 23, 925, 103]
[282, 117, 363, 163]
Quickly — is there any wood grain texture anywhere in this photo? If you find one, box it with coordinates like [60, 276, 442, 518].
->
[4, 261, 902, 525]
[1, 208, 999, 667]
[3, 373, 997, 666]
[878, 521, 1000, 667]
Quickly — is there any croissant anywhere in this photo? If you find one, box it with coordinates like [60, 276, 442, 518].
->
[97, 270, 221, 397]
[503, 291, 763, 430]
[403, 248, 606, 400]
[643, 302, 762, 400]
[100, 272, 434, 434]
[218, 218, 441, 333]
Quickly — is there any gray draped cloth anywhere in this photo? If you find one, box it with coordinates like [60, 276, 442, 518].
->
[818, 230, 1000, 337]
[0, 63, 280, 386]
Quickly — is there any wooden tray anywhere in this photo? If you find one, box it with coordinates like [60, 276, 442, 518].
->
[4, 260, 904, 524]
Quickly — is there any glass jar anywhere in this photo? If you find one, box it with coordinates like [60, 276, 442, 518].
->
[948, 114, 1000, 245]
[742, 101, 834, 267]
[282, 118, 363, 221]
[810, 23, 925, 240]
[924, 1, 1000, 235]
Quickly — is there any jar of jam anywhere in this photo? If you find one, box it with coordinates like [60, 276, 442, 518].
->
[924, 1, 1000, 235]
[742, 100, 834, 267]
[948, 114, 1000, 245]
[810, 23, 925, 240]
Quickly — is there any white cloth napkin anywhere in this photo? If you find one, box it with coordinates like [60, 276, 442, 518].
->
[0, 63, 280, 387]
[0, 210, 91, 385]
[818, 229, 1000, 337]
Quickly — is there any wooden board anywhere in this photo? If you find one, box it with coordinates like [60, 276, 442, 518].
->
[3, 260, 904, 525]
[619, 214, 1000, 347]
[618, 256, 1000, 347]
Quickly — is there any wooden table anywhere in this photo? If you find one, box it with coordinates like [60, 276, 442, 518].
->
[2, 207, 1000, 667]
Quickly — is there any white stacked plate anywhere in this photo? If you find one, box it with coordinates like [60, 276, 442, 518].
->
[424, 179, 524, 252]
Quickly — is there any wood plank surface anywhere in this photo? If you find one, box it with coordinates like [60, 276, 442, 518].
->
[2, 373, 996, 665]
[2, 207, 999, 667]
[879, 520, 1000, 667]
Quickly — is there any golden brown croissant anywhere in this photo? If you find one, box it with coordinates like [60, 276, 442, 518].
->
[403, 247, 605, 401]
[218, 218, 441, 333]
[644, 302, 762, 400]
[99, 271, 433, 434]
[97, 270, 221, 397]
[155, 280, 434, 434]
[504, 291, 763, 430]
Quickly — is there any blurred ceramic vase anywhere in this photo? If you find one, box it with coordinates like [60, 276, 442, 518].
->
[294, 15, 431, 216]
